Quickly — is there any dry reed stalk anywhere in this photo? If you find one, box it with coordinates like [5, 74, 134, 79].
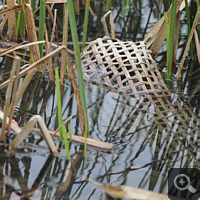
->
[46, 0, 67, 2]
[7, 56, 21, 136]
[0, 41, 45, 57]
[0, 109, 114, 150]
[74, 0, 80, 14]
[194, 29, 200, 64]
[1, 53, 30, 63]
[50, 8, 60, 72]
[66, 51, 86, 136]
[37, 128, 114, 150]
[43, 24, 54, 79]
[13, 68, 36, 106]
[46, 4, 59, 44]
[0, 45, 65, 90]
[22, 2, 41, 68]
[144, 0, 190, 57]
[0, 5, 22, 15]
[89, 5, 94, 15]
[149, 0, 182, 58]
[60, 50, 66, 83]
[60, 3, 68, 83]
[0, 14, 8, 32]
[7, 0, 17, 41]
[42, 9, 57, 79]
[9, 115, 58, 154]
[177, 12, 200, 79]
[0, 111, 21, 133]
[0, 56, 21, 139]
[195, 0, 199, 7]
[103, 11, 115, 39]
[0, 41, 27, 55]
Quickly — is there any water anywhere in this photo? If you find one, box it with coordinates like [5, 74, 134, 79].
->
[0, 0, 200, 199]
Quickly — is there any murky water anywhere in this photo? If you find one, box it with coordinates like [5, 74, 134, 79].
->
[0, 0, 200, 199]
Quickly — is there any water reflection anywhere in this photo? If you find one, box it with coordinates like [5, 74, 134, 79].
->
[0, 76, 199, 199]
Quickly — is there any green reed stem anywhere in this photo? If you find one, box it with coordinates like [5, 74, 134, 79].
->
[106, 0, 110, 11]
[68, 122, 72, 141]
[55, 68, 64, 140]
[32, 0, 36, 14]
[124, 0, 130, 16]
[81, 0, 90, 51]
[166, 0, 177, 81]
[16, 9, 21, 39]
[38, 0, 46, 57]
[55, 68, 70, 160]
[185, 0, 193, 57]
[16, 0, 25, 39]
[164, 12, 170, 63]
[67, 0, 88, 136]
[67, 0, 88, 158]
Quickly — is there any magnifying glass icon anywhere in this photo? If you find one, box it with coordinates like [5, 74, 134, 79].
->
[174, 174, 196, 193]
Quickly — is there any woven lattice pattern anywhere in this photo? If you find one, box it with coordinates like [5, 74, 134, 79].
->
[81, 36, 169, 96]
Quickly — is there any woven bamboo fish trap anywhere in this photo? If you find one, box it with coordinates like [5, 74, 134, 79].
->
[80, 11, 200, 134]
[81, 36, 169, 97]
[81, 12, 169, 97]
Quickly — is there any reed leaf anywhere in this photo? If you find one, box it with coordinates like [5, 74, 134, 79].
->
[67, 0, 88, 137]
[16, 0, 25, 39]
[166, 0, 178, 81]
[164, 12, 169, 63]
[185, 0, 193, 57]
[177, 6, 200, 79]
[106, 0, 110, 11]
[55, 68, 70, 160]
[124, 0, 130, 16]
[68, 122, 72, 141]
[38, 0, 46, 57]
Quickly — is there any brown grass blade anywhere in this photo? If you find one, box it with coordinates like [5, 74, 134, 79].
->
[60, 3, 68, 83]
[7, 0, 17, 41]
[0, 110, 21, 133]
[148, 0, 182, 58]
[43, 24, 54, 79]
[14, 68, 36, 106]
[7, 56, 21, 137]
[144, 0, 190, 56]
[22, 2, 41, 68]
[0, 41, 45, 56]
[177, 12, 200, 79]
[194, 29, 200, 64]
[47, 8, 58, 75]
[0, 14, 8, 32]
[0, 5, 22, 15]
[0, 56, 21, 139]
[0, 45, 65, 89]
[65, 51, 86, 136]
[46, 5, 59, 45]
[2, 53, 30, 63]
[46, 0, 67, 3]
[34, 128, 114, 150]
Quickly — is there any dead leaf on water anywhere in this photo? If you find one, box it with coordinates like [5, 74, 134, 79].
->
[93, 182, 168, 200]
